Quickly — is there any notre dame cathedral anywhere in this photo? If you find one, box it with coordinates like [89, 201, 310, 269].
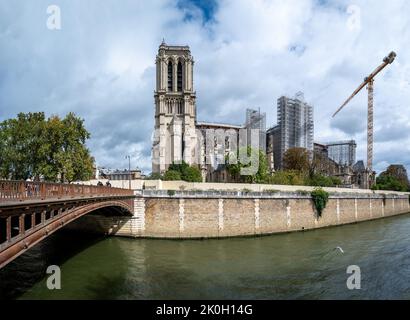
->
[152, 41, 198, 174]
[151, 41, 371, 188]
[152, 41, 257, 182]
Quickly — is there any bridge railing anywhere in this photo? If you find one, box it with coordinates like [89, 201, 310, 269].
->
[0, 180, 133, 203]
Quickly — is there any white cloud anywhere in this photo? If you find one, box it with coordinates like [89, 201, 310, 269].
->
[1, 0, 410, 175]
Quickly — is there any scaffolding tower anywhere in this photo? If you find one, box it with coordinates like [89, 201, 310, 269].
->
[245, 108, 266, 153]
[325, 140, 357, 166]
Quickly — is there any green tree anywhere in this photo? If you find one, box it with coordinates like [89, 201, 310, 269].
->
[305, 174, 341, 187]
[181, 166, 202, 182]
[226, 146, 269, 183]
[375, 165, 410, 191]
[266, 170, 305, 185]
[163, 170, 182, 181]
[283, 147, 310, 173]
[372, 175, 408, 192]
[145, 172, 163, 180]
[164, 161, 202, 182]
[0, 112, 46, 180]
[0, 112, 94, 182]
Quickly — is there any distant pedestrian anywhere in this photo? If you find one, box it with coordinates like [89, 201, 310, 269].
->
[97, 181, 103, 186]
[106, 181, 111, 187]
[25, 177, 33, 197]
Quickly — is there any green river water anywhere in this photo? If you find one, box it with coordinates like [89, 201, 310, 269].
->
[1, 212, 410, 299]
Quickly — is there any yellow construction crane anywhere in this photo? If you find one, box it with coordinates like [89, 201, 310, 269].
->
[332, 51, 396, 171]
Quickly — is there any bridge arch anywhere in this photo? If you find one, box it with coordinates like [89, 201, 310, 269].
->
[0, 200, 134, 269]
[0, 180, 135, 269]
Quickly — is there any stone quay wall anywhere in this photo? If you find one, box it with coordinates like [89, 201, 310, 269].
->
[70, 190, 410, 239]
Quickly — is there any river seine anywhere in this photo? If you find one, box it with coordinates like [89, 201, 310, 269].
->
[1, 212, 410, 299]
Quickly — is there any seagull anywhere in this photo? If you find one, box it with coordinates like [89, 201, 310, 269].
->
[335, 246, 344, 254]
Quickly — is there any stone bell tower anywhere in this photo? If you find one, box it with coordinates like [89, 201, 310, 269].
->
[152, 41, 197, 174]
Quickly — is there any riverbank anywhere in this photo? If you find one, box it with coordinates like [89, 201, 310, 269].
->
[67, 189, 410, 239]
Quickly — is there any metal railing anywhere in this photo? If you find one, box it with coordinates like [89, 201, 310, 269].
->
[0, 180, 134, 203]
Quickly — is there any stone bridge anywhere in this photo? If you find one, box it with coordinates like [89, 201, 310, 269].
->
[0, 180, 136, 269]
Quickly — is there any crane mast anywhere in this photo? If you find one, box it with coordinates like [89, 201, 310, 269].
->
[332, 51, 396, 172]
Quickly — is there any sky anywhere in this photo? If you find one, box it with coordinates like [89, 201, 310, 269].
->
[1, 0, 410, 175]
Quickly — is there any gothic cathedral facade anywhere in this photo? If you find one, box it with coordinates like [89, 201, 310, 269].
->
[152, 41, 198, 174]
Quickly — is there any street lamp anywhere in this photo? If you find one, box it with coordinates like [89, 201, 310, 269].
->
[125, 155, 131, 190]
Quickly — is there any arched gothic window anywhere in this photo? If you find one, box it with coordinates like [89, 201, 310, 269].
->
[167, 61, 173, 91]
[177, 61, 183, 92]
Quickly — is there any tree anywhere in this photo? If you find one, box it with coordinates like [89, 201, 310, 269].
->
[378, 165, 409, 191]
[181, 166, 202, 182]
[37, 113, 94, 182]
[0, 112, 94, 182]
[305, 174, 341, 187]
[163, 161, 202, 182]
[283, 147, 310, 173]
[0, 112, 46, 180]
[146, 172, 163, 180]
[372, 175, 408, 192]
[226, 146, 269, 183]
[266, 170, 304, 185]
[163, 170, 181, 181]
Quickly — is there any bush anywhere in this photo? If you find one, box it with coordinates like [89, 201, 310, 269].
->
[181, 166, 202, 182]
[163, 170, 181, 181]
[372, 175, 408, 192]
[305, 174, 341, 187]
[331, 176, 342, 186]
[311, 187, 329, 218]
[267, 170, 305, 185]
[226, 146, 269, 183]
[167, 190, 175, 196]
[306, 174, 333, 187]
[165, 161, 202, 182]
[145, 172, 162, 180]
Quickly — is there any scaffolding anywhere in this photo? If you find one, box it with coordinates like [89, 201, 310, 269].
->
[245, 108, 266, 153]
[275, 93, 314, 169]
[325, 140, 356, 166]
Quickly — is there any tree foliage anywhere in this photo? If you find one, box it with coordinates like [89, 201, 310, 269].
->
[164, 161, 202, 182]
[305, 174, 342, 187]
[372, 175, 409, 192]
[145, 172, 163, 180]
[372, 165, 410, 191]
[163, 170, 181, 181]
[226, 146, 269, 183]
[0, 112, 94, 182]
[283, 147, 310, 173]
[266, 170, 305, 185]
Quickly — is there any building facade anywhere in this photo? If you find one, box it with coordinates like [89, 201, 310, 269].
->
[325, 140, 356, 166]
[245, 108, 266, 154]
[152, 41, 197, 174]
[150, 43, 371, 188]
[267, 92, 314, 170]
[152, 42, 265, 182]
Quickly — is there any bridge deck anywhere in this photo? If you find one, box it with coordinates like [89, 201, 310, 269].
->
[0, 180, 135, 269]
[0, 194, 134, 209]
[0, 180, 134, 205]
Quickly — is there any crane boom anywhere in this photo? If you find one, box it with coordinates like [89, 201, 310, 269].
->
[332, 51, 396, 118]
[331, 51, 396, 177]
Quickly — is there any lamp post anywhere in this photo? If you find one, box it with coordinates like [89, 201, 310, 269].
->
[125, 155, 131, 189]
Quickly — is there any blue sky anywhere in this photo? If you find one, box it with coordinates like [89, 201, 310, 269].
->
[178, 0, 218, 22]
[1, 0, 410, 175]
